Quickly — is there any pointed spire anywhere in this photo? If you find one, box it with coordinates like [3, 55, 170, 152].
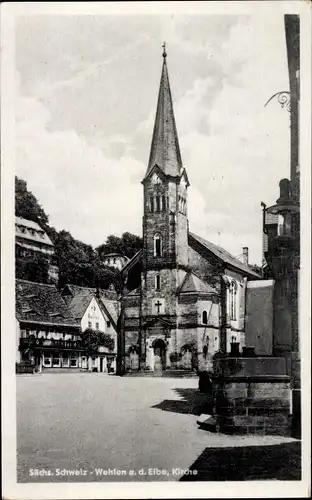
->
[144, 44, 183, 179]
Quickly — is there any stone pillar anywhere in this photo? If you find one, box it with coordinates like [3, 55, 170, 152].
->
[165, 347, 171, 369]
[146, 344, 154, 370]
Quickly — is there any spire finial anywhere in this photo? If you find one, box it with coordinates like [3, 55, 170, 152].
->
[162, 42, 167, 59]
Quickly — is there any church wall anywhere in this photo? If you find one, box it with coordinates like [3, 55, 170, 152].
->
[187, 246, 221, 287]
[142, 269, 178, 317]
[124, 331, 139, 353]
[176, 328, 198, 352]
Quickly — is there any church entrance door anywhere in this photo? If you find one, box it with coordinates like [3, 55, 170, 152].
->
[153, 339, 166, 371]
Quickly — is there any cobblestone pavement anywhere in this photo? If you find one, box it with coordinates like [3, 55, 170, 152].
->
[17, 374, 299, 482]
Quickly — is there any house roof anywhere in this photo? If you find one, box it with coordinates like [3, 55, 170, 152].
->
[15, 216, 54, 247]
[103, 253, 129, 259]
[179, 272, 217, 295]
[144, 51, 183, 179]
[189, 232, 260, 278]
[62, 285, 94, 320]
[98, 298, 119, 327]
[62, 284, 119, 328]
[16, 279, 79, 327]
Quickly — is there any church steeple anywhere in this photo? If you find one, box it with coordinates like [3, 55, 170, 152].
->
[144, 44, 183, 179]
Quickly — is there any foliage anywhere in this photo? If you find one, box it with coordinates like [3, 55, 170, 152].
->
[15, 176, 140, 290]
[81, 328, 115, 353]
[15, 177, 49, 228]
[96, 232, 143, 260]
[15, 254, 50, 283]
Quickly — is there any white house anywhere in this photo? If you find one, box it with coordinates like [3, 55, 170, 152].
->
[61, 284, 119, 373]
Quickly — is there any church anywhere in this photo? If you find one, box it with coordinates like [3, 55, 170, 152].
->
[120, 46, 260, 374]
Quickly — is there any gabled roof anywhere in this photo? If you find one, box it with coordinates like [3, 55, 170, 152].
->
[16, 279, 79, 327]
[97, 297, 119, 328]
[178, 272, 217, 295]
[189, 232, 261, 278]
[144, 51, 183, 179]
[15, 216, 54, 247]
[62, 285, 94, 320]
[62, 284, 119, 328]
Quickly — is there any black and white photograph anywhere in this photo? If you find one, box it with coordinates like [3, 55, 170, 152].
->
[1, 2, 311, 499]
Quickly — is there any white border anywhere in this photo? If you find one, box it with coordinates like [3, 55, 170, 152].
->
[1, 2, 311, 499]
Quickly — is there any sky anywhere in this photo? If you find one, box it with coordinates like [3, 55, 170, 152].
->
[15, 13, 291, 265]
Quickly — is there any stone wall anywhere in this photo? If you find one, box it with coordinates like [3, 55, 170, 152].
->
[213, 357, 291, 436]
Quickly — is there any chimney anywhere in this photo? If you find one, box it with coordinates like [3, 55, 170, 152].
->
[242, 247, 249, 266]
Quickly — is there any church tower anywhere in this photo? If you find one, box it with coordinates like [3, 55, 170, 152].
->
[140, 44, 190, 367]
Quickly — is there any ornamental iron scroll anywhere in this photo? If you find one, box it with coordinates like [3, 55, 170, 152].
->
[264, 91, 291, 113]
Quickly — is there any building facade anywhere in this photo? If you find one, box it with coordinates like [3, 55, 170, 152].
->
[61, 284, 119, 373]
[15, 216, 59, 284]
[119, 49, 260, 375]
[16, 279, 82, 371]
[102, 253, 130, 271]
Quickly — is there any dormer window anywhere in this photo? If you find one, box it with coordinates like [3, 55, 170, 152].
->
[154, 234, 162, 257]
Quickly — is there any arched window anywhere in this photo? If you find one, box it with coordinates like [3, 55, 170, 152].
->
[155, 274, 160, 291]
[149, 196, 154, 212]
[162, 194, 166, 212]
[154, 234, 162, 257]
[230, 281, 238, 320]
[155, 195, 161, 212]
[202, 310, 208, 325]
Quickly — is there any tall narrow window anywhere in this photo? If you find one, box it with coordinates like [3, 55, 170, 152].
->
[149, 196, 154, 212]
[162, 195, 166, 212]
[155, 274, 160, 291]
[155, 195, 161, 212]
[202, 310, 208, 325]
[154, 234, 162, 257]
[230, 281, 238, 320]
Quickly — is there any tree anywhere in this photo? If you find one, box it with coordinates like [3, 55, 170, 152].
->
[81, 328, 115, 354]
[15, 177, 49, 227]
[15, 176, 133, 290]
[96, 232, 143, 260]
[15, 253, 50, 283]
